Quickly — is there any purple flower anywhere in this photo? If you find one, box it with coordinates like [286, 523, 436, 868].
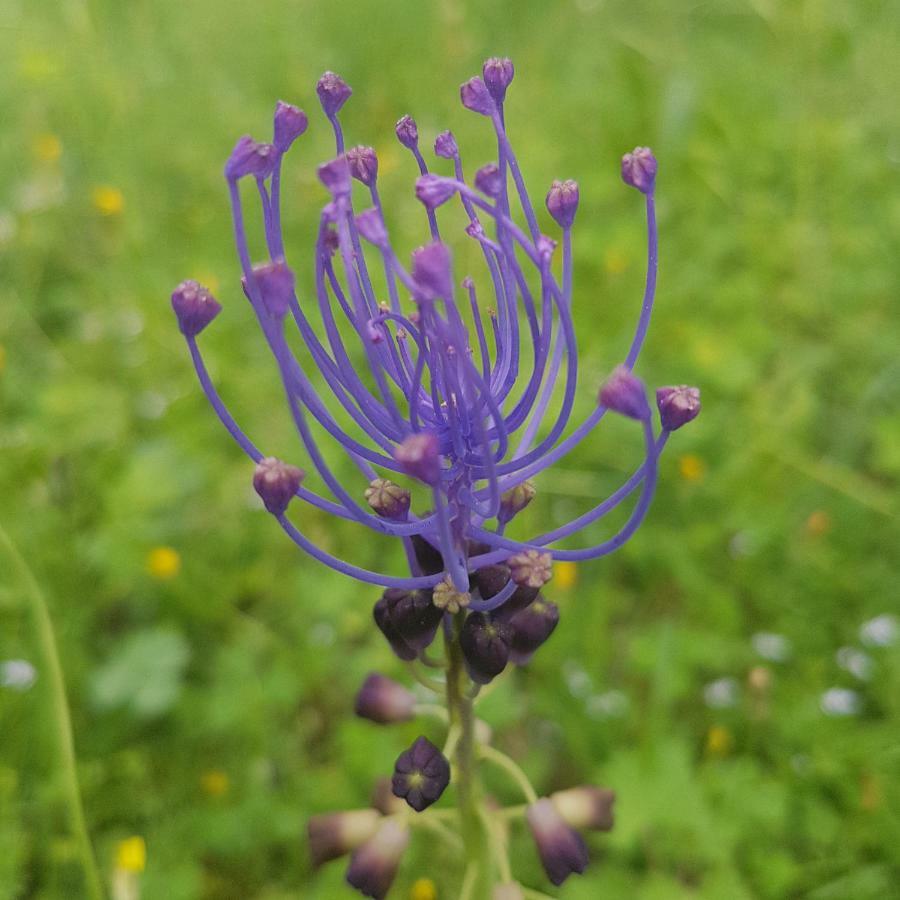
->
[253, 457, 304, 515]
[394, 114, 419, 150]
[225, 135, 276, 181]
[526, 798, 590, 885]
[347, 145, 379, 186]
[460, 76, 495, 116]
[171, 280, 221, 337]
[508, 595, 559, 664]
[391, 736, 450, 811]
[394, 431, 441, 484]
[621, 146, 657, 194]
[656, 385, 701, 431]
[317, 71, 352, 117]
[318, 155, 351, 198]
[599, 365, 651, 420]
[345, 818, 409, 899]
[415, 174, 457, 211]
[364, 478, 411, 521]
[411, 241, 453, 301]
[460, 612, 512, 684]
[355, 208, 389, 247]
[354, 673, 417, 724]
[482, 57, 515, 103]
[273, 101, 308, 152]
[434, 130, 459, 159]
[475, 163, 503, 198]
[251, 259, 295, 319]
[546, 179, 579, 228]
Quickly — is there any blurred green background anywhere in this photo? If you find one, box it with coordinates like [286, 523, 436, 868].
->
[2, 0, 899, 897]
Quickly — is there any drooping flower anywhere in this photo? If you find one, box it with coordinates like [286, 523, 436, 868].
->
[391, 736, 451, 812]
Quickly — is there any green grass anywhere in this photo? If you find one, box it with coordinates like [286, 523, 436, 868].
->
[1, 0, 899, 897]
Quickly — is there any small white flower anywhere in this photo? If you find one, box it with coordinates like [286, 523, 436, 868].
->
[820, 687, 861, 717]
[1, 659, 37, 691]
[859, 614, 897, 648]
[752, 632, 792, 662]
[836, 647, 873, 681]
[703, 677, 739, 709]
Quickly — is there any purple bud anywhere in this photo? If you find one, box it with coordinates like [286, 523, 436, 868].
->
[460, 612, 512, 684]
[171, 279, 221, 337]
[308, 809, 381, 868]
[391, 736, 450, 812]
[621, 146, 657, 194]
[537, 235, 557, 266]
[550, 786, 616, 832]
[251, 259, 295, 319]
[253, 457, 304, 515]
[546, 179, 579, 228]
[411, 534, 444, 576]
[225, 135, 277, 181]
[527, 798, 590, 886]
[273, 101, 308, 152]
[482, 57, 515, 102]
[394, 114, 419, 150]
[394, 431, 441, 484]
[474, 163, 503, 198]
[389, 588, 443, 652]
[434, 130, 459, 159]
[316, 71, 352, 118]
[346, 145, 379, 186]
[414, 174, 457, 211]
[318, 155, 352, 198]
[411, 241, 453, 301]
[321, 227, 340, 257]
[656, 385, 701, 432]
[507, 549, 553, 589]
[364, 478, 411, 521]
[460, 76, 495, 116]
[475, 563, 529, 609]
[498, 480, 536, 526]
[354, 673, 417, 725]
[345, 818, 409, 899]
[599, 365, 651, 420]
[508, 596, 559, 664]
[373, 590, 417, 661]
[355, 208, 389, 247]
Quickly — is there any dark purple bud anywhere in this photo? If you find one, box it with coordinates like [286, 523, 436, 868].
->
[316, 71, 352, 117]
[308, 809, 381, 868]
[355, 208, 388, 247]
[411, 534, 444, 576]
[526, 798, 590, 886]
[508, 596, 559, 664]
[546, 179, 579, 228]
[482, 57, 515, 103]
[354, 673, 417, 725]
[599, 365, 651, 420]
[345, 818, 409, 899]
[390, 588, 443, 651]
[460, 612, 512, 684]
[621, 146, 657, 194]
[394, 431, 441, 484]
[498, 480, 536, 526]
[394, 114, 419, 150]
[415, 174, 457, 211]
[347, 145, 379, 186]
[656, 385, 701, 432]
[434, 130, 459, 159]
[273, 101, 308, 152]
[373, 590, 417, 661]
[411, 241, 453, 301]
[253, 457, 304, 515]
[225, 135, 277, 181]
[318, 155, 352, 198]
[171, 279, 221, 337]
[550, 786, 616, 832]
[494, 583, 539, 622]
[507, 549, 553, 590]
[364, 478, 411, 521]
[252, 259, 295, 319]
[460, 76, 495, 116]
[474, 163, 503, 198]
[433, 577, 470, 614]
[391, 736, 450, 812]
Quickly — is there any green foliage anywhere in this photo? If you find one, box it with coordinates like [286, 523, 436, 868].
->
[1, 0, 899, 898]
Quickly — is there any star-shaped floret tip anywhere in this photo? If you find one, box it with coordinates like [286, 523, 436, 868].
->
[526, 798, 590, 886]
[507, 549, 553, 589]
[316, 71, 352, 117]
[599, 365, 651, 420]
[354, 673, 417, 725]
[433, 130, 458, 159]
[346, 145, 378, 186]
[171, 280, 221, 337]
[253, 457, 305, 516]
[546, 179, 580, 229]
[460, 612, 512, 684]
[482, 56, 515, 103]
[225, 135, 277, 181]
[391, 736, 450, 812]
[364, 478, 411, 521]
[394, 114, 419, 150]
[656, 385, 701, 432]
[621, 146, 657, 194]
[273, 101, 308, 152]
[432, 577, 470, 614]
[460, 76, 495, 116]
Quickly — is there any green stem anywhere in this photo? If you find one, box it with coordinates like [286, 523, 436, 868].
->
[446, 615, 493, 898]
[479, 745, 539, 804]
[0, 521, 104, 900]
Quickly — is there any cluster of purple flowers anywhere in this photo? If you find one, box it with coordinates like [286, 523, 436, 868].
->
[173, 55, 699, 898]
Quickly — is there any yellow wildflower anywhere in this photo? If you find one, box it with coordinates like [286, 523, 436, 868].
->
[555, 561, 578, 590]
[34, 134, 63, 163]
[146, 546, 181, 580]
[92, 185, 124, 216]
[410, 878, 437, 900]
[678, 454, 706, 483]
[705, 724, 733, 758]
[804, 510, 831, 537]
[115, 836, 146, 873]
[200, 770, 230, 798]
